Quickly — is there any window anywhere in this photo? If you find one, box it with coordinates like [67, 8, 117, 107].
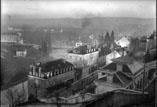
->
[67, 68, 69, 72]
[60, 69, 62, 74]
[50, 72, 53, 77]
[55, 70, 58, 75]
[57, 70, 59, 75]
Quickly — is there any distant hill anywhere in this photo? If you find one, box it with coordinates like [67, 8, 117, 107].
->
[1, 16, 156, 42]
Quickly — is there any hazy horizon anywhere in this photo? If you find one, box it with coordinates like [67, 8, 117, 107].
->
[2, 0, 156, 19]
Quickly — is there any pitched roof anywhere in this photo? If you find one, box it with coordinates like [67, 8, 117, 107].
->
[116, 36, 130, 44]
[111, 56, 143, 75]
[127, 61, 143, 75]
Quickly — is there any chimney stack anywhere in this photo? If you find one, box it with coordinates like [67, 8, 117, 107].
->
[33, 66, 36, 76]
[29, 65, 33, 75]
[39, 67, 41, 77]
[47, 73, 50, 78]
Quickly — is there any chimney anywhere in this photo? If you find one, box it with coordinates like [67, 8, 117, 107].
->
[50, 72, 53, 77]
[29, 65, 33, 75]
[36, 71, 38, 77]
[33, 66, 36, 76]
[39, 67, 41, 77]
[47, 73, 50, 78]
[146, 38, 149, 52]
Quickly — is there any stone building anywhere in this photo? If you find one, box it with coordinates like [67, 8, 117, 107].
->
[68, 45, 99, 67]
[28, 59, 75, 98]
[1, 32, 23, 44]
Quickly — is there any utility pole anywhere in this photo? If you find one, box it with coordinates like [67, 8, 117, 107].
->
[142, 36, 148, 94]
[142, 60, 145, 94]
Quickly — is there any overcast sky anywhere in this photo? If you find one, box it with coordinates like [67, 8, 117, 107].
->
[2, 0, 156, 18]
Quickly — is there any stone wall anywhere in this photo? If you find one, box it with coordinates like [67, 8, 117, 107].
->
[1, 81, 28, 106]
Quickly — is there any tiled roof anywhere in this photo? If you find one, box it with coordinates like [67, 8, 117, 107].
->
[68, 45, 87, 54]
[112, 56, 134, 64]
[40, 59, 73, 73]
[1, 72, 28, 91]
[1, 32, 20, 35]
[103, 62, 117, 71]
[107, 56, 143, 75]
